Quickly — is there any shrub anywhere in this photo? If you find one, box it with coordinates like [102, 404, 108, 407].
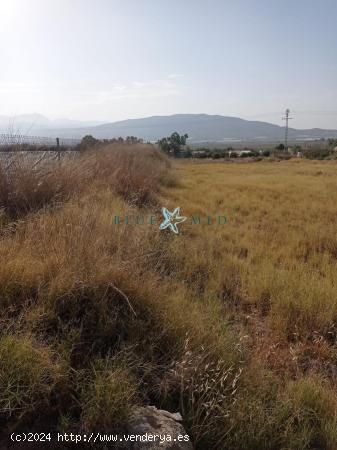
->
[303, 146, 332, 160]
[240, 151, 255, 158]
[78, 135, 99, 150]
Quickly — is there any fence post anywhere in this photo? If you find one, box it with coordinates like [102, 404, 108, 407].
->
[56, 137, 60, 163]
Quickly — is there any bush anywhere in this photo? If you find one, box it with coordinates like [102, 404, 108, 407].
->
[240, 151, 256, 158]
[79, 135, 99, 150]
[303, 146, 332, 160]
[272, 151, 292, 160]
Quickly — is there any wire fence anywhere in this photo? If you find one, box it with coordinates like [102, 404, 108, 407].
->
[0, 135, 83, 169]
[0, 134, 81, 151]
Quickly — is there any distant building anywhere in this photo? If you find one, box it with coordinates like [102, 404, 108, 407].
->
[238, 150, 254, 157]
[192, 150, 207, 158]
[229, 150, 256, 157]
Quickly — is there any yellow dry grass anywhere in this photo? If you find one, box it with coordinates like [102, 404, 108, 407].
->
[0, 150, 336, 449]
[168, 159, 337, 341]
[158, 158, 337, 449]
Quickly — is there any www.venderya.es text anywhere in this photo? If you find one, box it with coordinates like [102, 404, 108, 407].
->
[11, 432, 191, 444]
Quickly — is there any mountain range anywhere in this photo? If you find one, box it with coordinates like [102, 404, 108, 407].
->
[1, 113, 337, 142]
[0, 113, 104, 132]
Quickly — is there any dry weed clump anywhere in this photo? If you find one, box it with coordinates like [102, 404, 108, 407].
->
[0, 156, 79, 219]
[0, 143, 173, 220]
[225, 368, 337, 450]
[0, 334, 66, 419]
[81, 359, 138, 431]
[163, 338, 243, 448]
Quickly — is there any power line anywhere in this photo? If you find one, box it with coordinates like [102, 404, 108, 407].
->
[282, 109, 293, 150]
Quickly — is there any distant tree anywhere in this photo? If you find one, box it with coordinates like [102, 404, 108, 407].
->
[303, 144, 332, 160]
[328, 138, 337, 148]
[275, 143, 285, 151]
[126, 136, 143, 144]
[157, 132, 189, 157]
[240, 151, 254, 158]
[80, 135, 99, 149]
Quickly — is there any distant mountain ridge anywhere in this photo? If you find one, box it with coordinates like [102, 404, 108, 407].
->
[92, 114, 337, 141]
[0, 113, 104, 132]
[1, 113, 337, 142]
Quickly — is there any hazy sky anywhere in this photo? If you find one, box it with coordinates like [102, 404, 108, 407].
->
[1, 0, 337, 128]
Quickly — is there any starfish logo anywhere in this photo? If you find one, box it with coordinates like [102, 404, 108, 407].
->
[159, 207, 187, 234]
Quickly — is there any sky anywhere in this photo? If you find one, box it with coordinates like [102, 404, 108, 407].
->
[1, 0, 337, 128]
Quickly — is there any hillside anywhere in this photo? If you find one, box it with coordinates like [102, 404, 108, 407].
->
[93, 114, 337, 141]
[2, 114, 337, 142]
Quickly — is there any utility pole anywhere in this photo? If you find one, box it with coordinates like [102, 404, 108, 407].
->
[282, 108, 292, 151]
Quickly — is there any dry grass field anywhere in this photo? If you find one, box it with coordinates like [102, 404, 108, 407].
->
[0, 147, 337, 449]
[163, 159, 337, 448]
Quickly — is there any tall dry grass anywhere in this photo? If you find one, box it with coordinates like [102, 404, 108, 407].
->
[164, 159, 337, 448]
[0, 150, 336, 449]
[0, 144, 172, 220]
[0, 144, 238, 447]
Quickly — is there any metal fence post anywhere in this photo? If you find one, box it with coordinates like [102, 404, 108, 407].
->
[56, 137, 60, 163]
